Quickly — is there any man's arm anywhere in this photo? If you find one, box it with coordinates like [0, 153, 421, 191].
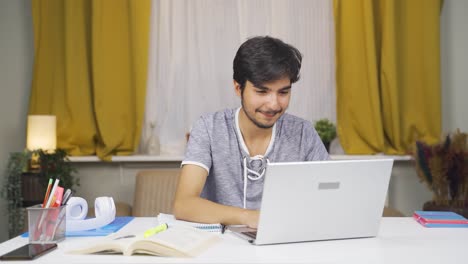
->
[172, 164, 259, 228]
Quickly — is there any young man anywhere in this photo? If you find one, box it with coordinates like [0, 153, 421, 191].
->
[173, 36, 329, 228]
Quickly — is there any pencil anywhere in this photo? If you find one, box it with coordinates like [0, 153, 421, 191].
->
[45, 179, 60, 208]
[42, 178, 53, 208]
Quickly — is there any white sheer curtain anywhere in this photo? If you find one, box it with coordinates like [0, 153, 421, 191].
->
[141, 0, 336, 156]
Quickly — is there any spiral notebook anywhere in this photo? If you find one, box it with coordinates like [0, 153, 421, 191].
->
[157, 213, 223, 233]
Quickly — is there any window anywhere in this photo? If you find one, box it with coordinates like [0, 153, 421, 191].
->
[141, 0, 336, 155]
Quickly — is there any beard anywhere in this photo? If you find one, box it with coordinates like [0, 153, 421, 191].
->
[241, 100, 280, 129]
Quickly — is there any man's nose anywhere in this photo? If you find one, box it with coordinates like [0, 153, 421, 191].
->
[265, 93, 281, 110]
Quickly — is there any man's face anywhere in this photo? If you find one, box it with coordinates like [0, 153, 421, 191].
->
[235, 77, 292, 129]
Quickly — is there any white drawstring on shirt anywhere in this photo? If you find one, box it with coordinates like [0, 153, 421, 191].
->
[243, 155, 269, 209]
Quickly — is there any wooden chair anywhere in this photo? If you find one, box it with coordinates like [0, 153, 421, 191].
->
[132, 169, 181, 217]
[383, 206, 405, 217]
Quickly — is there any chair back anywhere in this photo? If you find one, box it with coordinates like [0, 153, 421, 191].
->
[132, 169, 180, 216]
[383, 206, 404, 217]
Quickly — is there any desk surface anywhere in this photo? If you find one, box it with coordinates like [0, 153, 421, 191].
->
[1, 217, 467, 264]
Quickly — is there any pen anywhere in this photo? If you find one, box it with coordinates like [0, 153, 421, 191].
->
[45, 179, 60, 208]
[221, 224, 226, 234]
[114, 235, 136, 240]
[42, 178, 53, 208]
[144, 223, 168, 238]
[61, 189, 73, 205]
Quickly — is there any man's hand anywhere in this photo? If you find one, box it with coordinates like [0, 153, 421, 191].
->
[241, 210, 260, 228]
[174, 164, 260, 227]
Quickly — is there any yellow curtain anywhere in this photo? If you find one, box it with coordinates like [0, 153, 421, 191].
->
[30, 0, 151, 160]
[334, 0, 443, 154]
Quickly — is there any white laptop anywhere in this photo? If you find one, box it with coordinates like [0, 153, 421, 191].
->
[228, 159, 394, 245]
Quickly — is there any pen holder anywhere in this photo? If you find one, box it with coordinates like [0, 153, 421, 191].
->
[27, 204, 66, 243]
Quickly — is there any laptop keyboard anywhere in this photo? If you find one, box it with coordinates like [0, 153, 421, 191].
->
[242, 231, 257, 239]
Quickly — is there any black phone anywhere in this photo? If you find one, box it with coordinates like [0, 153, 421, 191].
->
[0, 243, 57, 260]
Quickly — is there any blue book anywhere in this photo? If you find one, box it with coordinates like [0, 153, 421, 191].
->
[413, 211, 468, 228]
[22, 216, 135, 237]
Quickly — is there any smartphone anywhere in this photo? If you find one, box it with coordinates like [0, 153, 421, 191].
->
[0, 243, 57, 260]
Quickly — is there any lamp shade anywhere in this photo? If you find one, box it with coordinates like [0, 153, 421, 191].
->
[27, 115, 57, 151]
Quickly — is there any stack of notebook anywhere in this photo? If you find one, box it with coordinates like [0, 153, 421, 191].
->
[413, 211, 468, 227]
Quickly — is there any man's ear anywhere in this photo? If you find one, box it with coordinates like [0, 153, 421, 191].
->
[233, 80, 242, 97]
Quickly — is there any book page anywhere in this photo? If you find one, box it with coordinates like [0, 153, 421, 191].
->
[142, 225, 220, 257]
[68, 233, 136, 255]
[69, 225, 219, 257]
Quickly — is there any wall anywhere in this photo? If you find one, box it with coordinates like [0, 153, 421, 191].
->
[0, 0, 34, 241]
[0, 0, 467, 243]
[73, 162, 180, 208]
[441, 0, 468, 133]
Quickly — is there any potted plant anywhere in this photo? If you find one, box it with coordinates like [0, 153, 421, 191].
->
[314, 118, 337, 152]
[1, 151, 29, 238]
[36, 149, 79, 190]
[1, 149, 79, 238]
[413, 130, 468, 217]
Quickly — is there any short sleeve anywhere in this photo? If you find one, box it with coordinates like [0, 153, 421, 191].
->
[304, 122, 330, 161]
[182, 117, 212, 173]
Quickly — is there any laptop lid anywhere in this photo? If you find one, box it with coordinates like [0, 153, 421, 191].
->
[231, 159, 393, 245]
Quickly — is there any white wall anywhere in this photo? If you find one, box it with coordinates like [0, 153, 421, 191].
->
[0, 0, 466, 243]
[441, 0, 468, 133]
[72, 162, 180, 208]
[0, 0, 34, 241]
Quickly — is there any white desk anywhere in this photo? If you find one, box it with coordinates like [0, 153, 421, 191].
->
[1, 217, 467, 264]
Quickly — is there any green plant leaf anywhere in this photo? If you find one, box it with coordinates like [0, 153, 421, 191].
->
[314, 118, 336, 143]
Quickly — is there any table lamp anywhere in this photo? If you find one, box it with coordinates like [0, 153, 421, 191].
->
[26, 115, 57, 171]
[27, 115, 56, 151]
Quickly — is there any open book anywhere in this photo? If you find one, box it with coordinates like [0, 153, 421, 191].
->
[69, 225, 220, 257]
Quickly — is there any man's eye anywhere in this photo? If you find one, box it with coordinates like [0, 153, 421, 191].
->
[256, 90, 267, 94]
[279, 91, 290, 95]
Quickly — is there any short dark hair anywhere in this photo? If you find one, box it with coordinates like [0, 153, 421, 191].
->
[233, 36, 302, 90]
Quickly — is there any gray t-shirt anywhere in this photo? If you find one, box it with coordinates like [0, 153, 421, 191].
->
[182, 107, 329, 209]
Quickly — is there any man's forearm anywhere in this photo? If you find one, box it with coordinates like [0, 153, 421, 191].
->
[173, 196, 258, 227]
